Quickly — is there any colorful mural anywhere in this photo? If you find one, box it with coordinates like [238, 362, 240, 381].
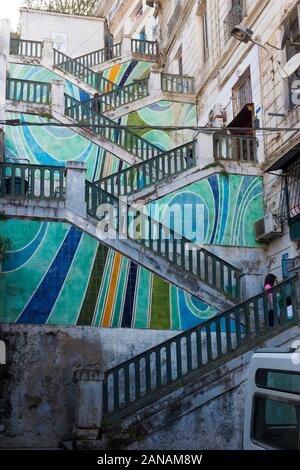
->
[102, 60, 152, 86]
[1, 62, 264, 330]
[9, 63, 91, 102]
[5, 112, 124, 182]
[146, 174, 264, 247]
[120, 100, 197, 150]
[0, 219, 217, 330]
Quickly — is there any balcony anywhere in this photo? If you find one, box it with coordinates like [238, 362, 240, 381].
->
[213, 132, 258, 163]
[224, 3, 244, 43]
[161, 73, 195, 94]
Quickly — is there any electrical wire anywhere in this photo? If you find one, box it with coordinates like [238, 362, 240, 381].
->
[1, 120, 300, 135]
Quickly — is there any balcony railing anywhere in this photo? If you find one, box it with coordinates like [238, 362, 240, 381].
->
[54, 49, 116, 93]
[213, 133, 258, 163]
[6, 77, 52, 105]
[161, 73, 195, 94]
[86, 182, 241, 304]
[224, 3, 244, 43]
[64, 94, 161, 160]
[9, 38, 43, 58]
[0, 162, 65, 200]
[96, 141, 197, 198]
[102, 276, 298, 420]
[131, 39, 159, 57]
[93, 78, 149, 113]
[74, 43, 122, 68]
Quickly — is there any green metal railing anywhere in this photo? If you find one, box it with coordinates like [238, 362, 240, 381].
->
[10, 38, 43, 58]
[6, 77, 52, 105]
[162, 73, 195, 94]
[214, 133, 258, 163]
[102, 276, 298, 420]
[64, 94, 161, 160]
[0, 162, 65, 200]
[74, 43, 122, 68]
[96, 141, 197, 197]
[94, 78, 150, 113]
[86, 181, 241, 303]
[131, 39, 159, 57]
[53, 49, 116, 93]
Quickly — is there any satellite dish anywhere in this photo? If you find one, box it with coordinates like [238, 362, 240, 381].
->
[282, 53, 300, 77]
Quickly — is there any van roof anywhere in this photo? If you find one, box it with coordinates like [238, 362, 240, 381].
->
[254, 347, 296, 354]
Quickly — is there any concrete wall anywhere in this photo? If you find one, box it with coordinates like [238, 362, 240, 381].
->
[0, 324, 178, 449]
[1, 324, 299, 450]
[20, 9, 105, 57]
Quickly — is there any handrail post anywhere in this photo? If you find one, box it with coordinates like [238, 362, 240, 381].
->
[74, 369, 104, 440]
[195, 130, 215, 169]
[149, 66, 162, 95]
[122, 35, 132, 59]
[66, 161, 87, 218]
[41, 38, 54, 68]
[51, 79, 66, 115]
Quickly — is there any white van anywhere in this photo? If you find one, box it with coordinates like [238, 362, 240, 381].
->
[243, 347, 300, 450]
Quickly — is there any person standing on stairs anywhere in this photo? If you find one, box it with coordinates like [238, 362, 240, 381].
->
[264, 274, 278, 327]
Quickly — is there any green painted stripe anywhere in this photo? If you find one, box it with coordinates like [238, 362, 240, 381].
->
[150, 274, 170, 330]
[133, 267, 151, 329]
[77, 243, 108, 326]
[111, 257, 129, 328]
[170, 286, 181, 330]
[93, 249, 114, 326]
[48, 233, 97, 325]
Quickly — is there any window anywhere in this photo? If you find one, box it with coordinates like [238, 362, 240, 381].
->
[278, 156, 300, 223]
[202, 9, 209, 62]
[232, 67, 252, 117]
[224, 0, 245, 43]
[253, 396, 300, 450]
[256, 370, 300, 396]
[284, 6, 300, 110]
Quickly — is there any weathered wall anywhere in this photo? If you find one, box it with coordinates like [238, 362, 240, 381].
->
[1, 324, 299, 450]
[20, 9, 105, 58]
[0, 324, 178, 449]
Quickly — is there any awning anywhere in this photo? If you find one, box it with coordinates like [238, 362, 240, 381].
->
[267, 144, 300, 171]
[227, 103, 254, 130]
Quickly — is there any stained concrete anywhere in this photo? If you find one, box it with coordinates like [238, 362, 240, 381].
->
[0, 324, 177, 449]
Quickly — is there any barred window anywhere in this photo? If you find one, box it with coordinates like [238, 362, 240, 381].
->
[277, 157, 300, 223]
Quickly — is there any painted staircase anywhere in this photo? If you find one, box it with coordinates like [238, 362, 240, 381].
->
[9, 37, 195, 119]
[0, 161, 241, 310]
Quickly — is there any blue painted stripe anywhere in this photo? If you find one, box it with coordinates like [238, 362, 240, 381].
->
[3, 222, 48, 272]
[208, 175, 220, 244]
[119, 60, 138, 86]
[20, 116, 64, 167]
[92, 146, 101, 182]
[17, 227, 83, 324]
[121, 261, 138, 328]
